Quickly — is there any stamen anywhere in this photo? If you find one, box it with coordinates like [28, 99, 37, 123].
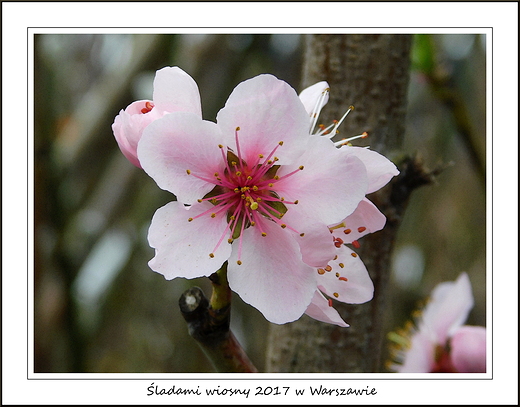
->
[140, 101, 154, 114]
[339, 276, 348, 281]
[333, 131, 369, 147]
[309, 87, 330, 135]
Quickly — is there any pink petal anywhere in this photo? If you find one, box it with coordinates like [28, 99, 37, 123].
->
[112, 100, 164, 168]
[304, 290, 349, 327]
[297, 221, 337, 268]
[298, 81, 329, 117]
[147, 201, 232, 280]
[276, 135, 369, 226]
[152, 66, 202, 117]
[331, 198, 387, 244]
[137, 112, 225, 205]
[450, 325, 487, 373]
[397, 332, 436, 373]
[227, 218, 316, 324]
[340, 146, 399, 193]
[316, 245, 374, 304]
[419, 272, 474, 344]
[216, 74, 310, 166]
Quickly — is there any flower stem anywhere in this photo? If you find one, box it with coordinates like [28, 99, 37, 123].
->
[178, 262, 258, 373]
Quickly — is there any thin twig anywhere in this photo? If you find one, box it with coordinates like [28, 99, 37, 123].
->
[178, 263, 258, 373]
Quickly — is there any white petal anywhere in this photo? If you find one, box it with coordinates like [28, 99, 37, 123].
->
[147, 201, 232, 279]
[331, 198, 387, 244]
[419, 272, 474, 344]
[304, 290, 349, 327]
[227, 219, 316, 324]
[138, 112, 225, 205]
[153, 66, 202, 117]
[216, 74, 310, 166]
[340, 146, 399, 193]
[276, 135, 369, 226]
[298, 81, 329, 118]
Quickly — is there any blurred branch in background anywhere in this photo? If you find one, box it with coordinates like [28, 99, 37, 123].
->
[33, 33, 486, 373]
[411, 34, 486, 186]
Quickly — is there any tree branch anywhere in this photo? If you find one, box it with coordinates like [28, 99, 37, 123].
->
[178, 263, 258, 373]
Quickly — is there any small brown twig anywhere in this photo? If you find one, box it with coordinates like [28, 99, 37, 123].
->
[178, 263, 258, 373]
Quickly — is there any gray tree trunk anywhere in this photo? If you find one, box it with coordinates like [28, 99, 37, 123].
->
[265, 34, 413, 373]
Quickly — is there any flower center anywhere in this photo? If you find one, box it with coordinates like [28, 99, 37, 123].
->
[186, 127, 304, 264]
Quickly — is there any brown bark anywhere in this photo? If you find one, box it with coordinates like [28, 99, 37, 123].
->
[266, 34, 416, 373]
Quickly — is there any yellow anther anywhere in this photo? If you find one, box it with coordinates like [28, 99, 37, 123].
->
[333, 292, 339, 298]
[299, 165, 304, 170]
[188, 218, 193, 222]
[186, 169, 191, 175]
[236, 126, 241, 131]
[339, 263, 345, 268]
[261, 232, 267, 237]
[281, 224, 287, 228]
[237, 260, 242, 265]
[209, 253, 215, 258]
[211, 213, 216, 218]
[250, 202, 259, 210]
[278, 141, 284, 146]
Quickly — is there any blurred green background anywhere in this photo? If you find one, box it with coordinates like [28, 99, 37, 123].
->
[33, 33, 486, 373]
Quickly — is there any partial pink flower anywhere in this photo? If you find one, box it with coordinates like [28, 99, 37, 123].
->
[297, 81, 399, 326]
[138, 73, 371, 324]
[112, 66, 201, 168]
[389, 272, 487, 373]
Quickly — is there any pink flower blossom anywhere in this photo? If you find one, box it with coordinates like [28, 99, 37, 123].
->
[389, 272, 487, 373]
[136, 71, 379, 325]
[112, 67, 202, 167]
[297, 81, 399, 326]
